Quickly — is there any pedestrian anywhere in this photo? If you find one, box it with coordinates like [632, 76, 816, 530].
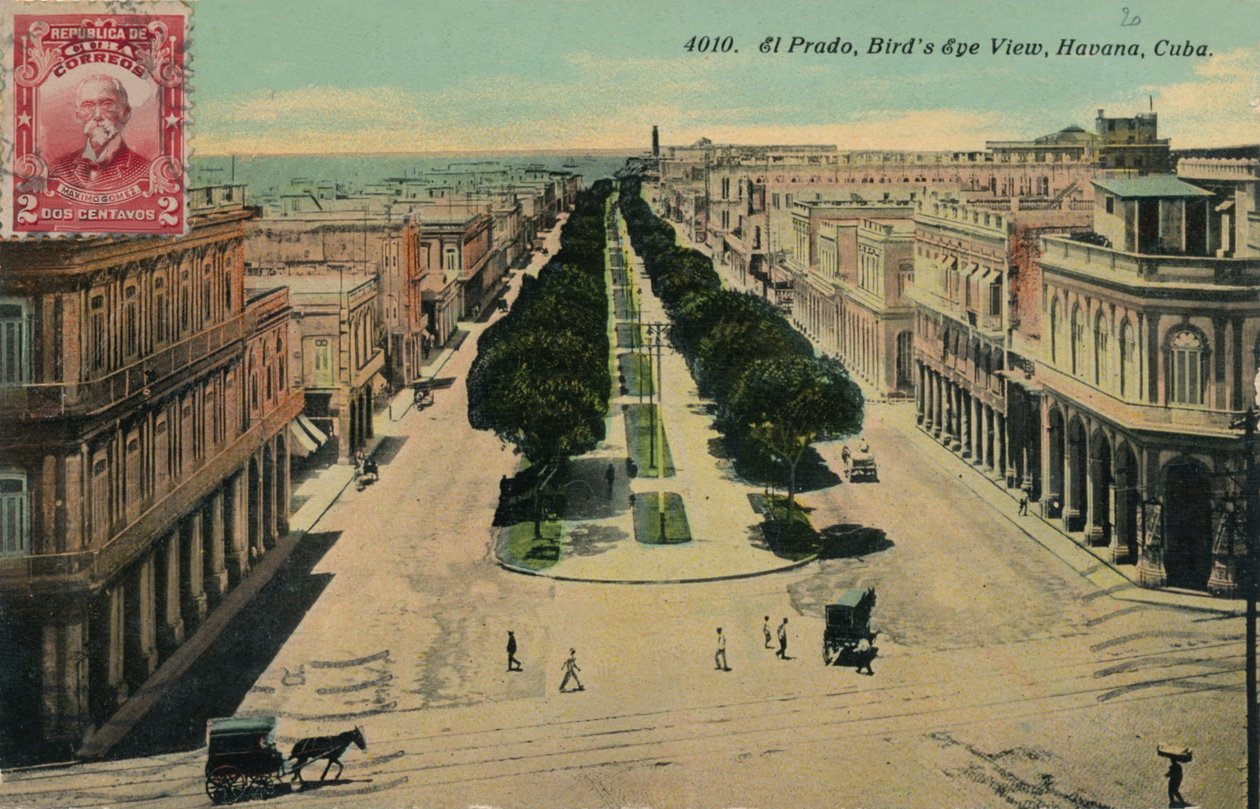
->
[714, 628, 730, 671]
[854, 636, 875, 675]
[776, 618, 789, 659]
[1165, 758, 1186, 807]
[605, 463, 615, 498]
[506, 631, 522, 672]
[1018, 489, 1029, 516]
[762, 616, 772, 649]
[559, 648, 584, 692]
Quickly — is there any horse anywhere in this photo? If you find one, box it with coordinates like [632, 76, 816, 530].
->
[288, 725, 366, 783]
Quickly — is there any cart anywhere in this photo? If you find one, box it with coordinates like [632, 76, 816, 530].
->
[823, 587, 877, 665]
[843, 447, 878, 482]
[205, 715, 289, 804]
[205, 715, 367, 804]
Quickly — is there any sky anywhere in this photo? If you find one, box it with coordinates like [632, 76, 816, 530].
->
[191, 0, 1260, 155]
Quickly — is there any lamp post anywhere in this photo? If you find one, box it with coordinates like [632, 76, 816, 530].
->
[1232, 406, 1260, 809]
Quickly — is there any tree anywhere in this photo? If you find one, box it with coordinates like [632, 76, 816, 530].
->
[727, 355, 864, 516]
[466, 182, 613, 536]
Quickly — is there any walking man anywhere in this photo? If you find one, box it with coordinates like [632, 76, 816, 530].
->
[1165, 758, 1186, 807]
[1018, 489, 1029, 516]
[605, 463, 615, 498]
[506, 631, 522, 672]
[762, 616, 772, 649]
[714, 628, 730, 671]
[776, 618, 789, 659]
[559, 648, 584, 692]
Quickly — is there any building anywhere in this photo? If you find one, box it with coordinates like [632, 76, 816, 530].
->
[0, 186, 302, 762]
[245, 209, 431, 390]
[911, 190, 1092, 488]
[1032, 169, 1260, 596]
[249, 275, 386, 463]
[777, 195, 918, 388]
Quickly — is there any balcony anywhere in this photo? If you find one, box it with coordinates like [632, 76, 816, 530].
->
[0, 316, 244, 420]
[190, 184, 250, 215]
[0, 390, 303, 593]
[1042, 236, 1260, 287]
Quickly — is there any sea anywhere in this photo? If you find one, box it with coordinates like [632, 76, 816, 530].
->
[189, 152, 634, 197]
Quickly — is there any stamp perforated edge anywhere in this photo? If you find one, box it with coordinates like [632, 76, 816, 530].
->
[0, 0, 195, 240]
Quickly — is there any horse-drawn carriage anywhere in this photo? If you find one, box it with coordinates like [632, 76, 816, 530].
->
[204, 715, 366, 805]
[823, 587, 877, 666]
[841, 442, 878, 482]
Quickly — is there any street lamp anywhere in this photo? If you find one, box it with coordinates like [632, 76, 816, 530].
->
[1233, 406, 1260, 809]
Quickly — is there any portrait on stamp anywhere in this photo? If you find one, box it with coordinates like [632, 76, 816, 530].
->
[9, 12, 188, 235]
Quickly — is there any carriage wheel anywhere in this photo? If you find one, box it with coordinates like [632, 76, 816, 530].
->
[205, 765, 247, 805]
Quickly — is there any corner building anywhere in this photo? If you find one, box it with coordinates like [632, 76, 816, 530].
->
[1035, 169, 1260, 595]
[0, 186, 302, 761]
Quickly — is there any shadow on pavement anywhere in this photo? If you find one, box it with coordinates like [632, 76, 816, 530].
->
[371, 435, 408, 465]
[109, 531, 343, 760]
[816, 524, 894, 560]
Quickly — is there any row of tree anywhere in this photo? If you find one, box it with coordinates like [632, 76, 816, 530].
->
[468, 179, 616, 535]
[618, 174, 864, 513]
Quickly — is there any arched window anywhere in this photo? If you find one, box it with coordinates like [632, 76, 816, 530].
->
[1169, 329, 1207, 406]
[1071, 304, 1085, 376]
[1093, 311, 1109, 386]
[1119, 319, 1135, 398]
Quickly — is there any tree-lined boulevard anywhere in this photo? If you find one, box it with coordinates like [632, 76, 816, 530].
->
[0, 178, 1246, 809]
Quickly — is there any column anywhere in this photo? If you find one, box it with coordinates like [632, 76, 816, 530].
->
[180, 513, 208, 629]
[1083, 434, 1100, 544]
[155, 530, 183, 656]
[948, 384, 961, 449]
[98, 585, 127, 706]
[935, 374, 945, 437]
[262, 448, 278, 548]
[960, 390, 972, 457]
[277, 435, 291, 536]
[40, 617, 90, 750]
[1000, 413, 1011, 484]
[204, 492, 228, 604]
[1061, 434, 1076, 532]
[1107, 484, 1126, 562]
[123, 554, 158, 689]
[916, 363, 926, 425]
[223, 472, 248, 584]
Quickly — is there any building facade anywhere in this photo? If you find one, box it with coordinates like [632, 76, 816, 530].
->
[250, 276, 386, 463]
[0, 186, 301, 761]
[1034, 170, 1260, 596]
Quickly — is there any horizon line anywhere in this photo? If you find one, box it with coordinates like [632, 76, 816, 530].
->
[193, 142, 1260, 159]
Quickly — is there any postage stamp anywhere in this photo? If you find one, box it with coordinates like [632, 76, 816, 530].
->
[3, 1, 191, 237]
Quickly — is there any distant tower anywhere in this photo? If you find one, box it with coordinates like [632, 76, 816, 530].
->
[651, 125, 660, 158]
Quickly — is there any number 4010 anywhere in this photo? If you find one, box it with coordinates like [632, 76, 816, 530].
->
[684, 36, 734, 53]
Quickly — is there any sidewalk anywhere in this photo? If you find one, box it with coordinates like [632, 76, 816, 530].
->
[880, 401, 1245, 616]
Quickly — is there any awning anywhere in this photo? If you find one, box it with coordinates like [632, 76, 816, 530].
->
[289, 414, 329, 458]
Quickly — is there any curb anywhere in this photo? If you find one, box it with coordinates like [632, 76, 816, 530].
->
[493, 549, 818, 585]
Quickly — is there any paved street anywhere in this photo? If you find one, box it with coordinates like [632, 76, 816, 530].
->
[0, 214, 1247, 809]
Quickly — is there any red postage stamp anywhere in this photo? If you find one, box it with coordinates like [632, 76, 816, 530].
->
[5, 5, 190, 236]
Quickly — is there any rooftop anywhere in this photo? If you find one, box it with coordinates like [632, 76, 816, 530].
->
[1093, 175, 1212, 199]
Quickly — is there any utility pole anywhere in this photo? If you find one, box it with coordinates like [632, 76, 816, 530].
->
[1247, 407, 1258, 809]
[1235, 405, 1259, 809]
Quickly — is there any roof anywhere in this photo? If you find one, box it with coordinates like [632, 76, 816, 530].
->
[207, 715, 277, 736]
[831, 588, 871, 608]
[1092, 176, 1212, 198]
